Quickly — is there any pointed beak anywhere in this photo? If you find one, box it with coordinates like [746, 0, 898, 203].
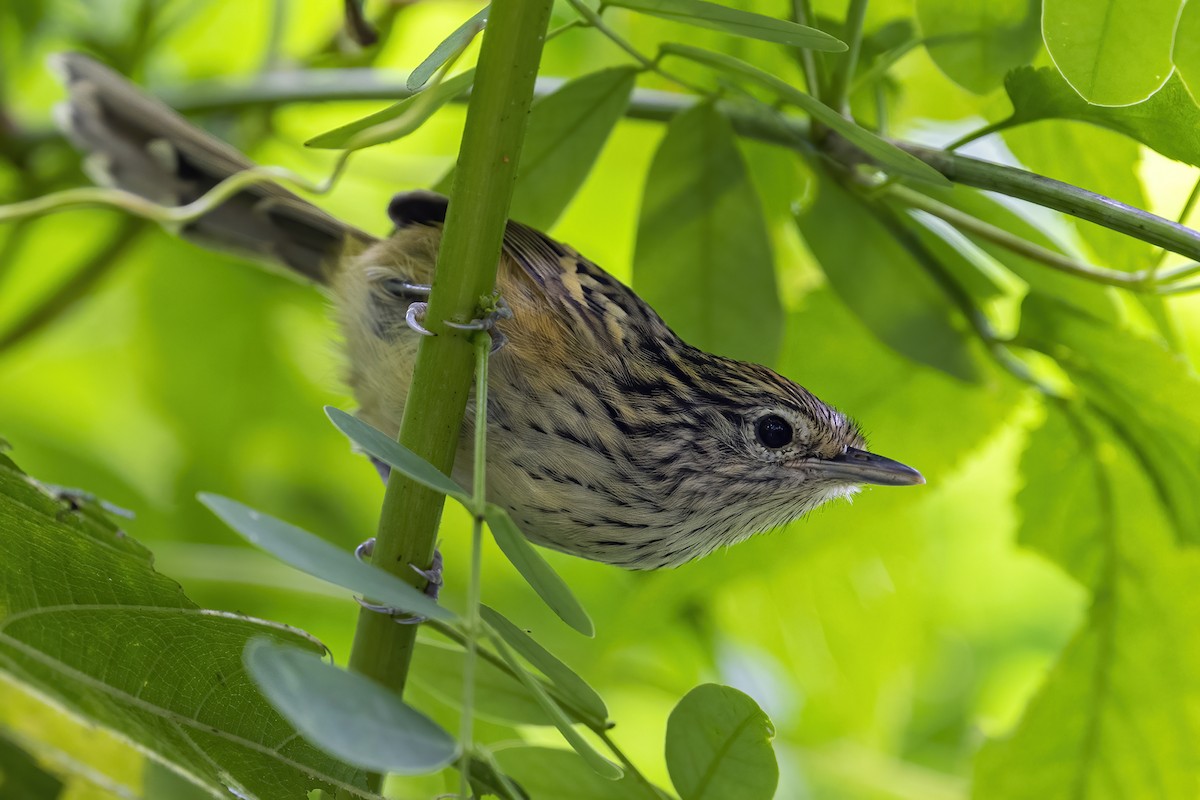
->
[809, 447, 925, 487]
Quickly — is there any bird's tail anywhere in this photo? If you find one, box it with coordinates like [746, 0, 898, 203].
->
[50, 52, 377, 284]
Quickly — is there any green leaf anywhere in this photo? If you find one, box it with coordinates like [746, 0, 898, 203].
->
[439, 67, 637, 229]
[1015, 406, 1105, 585]
[410, 639, 552, 725]
[665, 684, 778, 800]
[485, 503, 594, 636]
[199, 492, 454, 621]
[305, 70, 475, 150]
[795, 173, 979, 381]
[479, 605, 609, 723]
[489, 637, 623, 780]
[662, 44, 948, 185]
[1018, 295, 1200, 546]
[605, 0, 846, 50]
[916, 0, 1041, 94]
[1043, 0, 1179, 105]
[244, 639, 457, 774]
[1002, 67, 1200, 168]
[632, 101, 781, 365]
[142, 759, 223, 800]
[408, 5, 488, 91]
[1174, 0, 1200, 102]
[325, 406, 471, 504]
[0, 730, 64, 800]
[496, 747, 663, 800]
[0, 455, 370, 799]
[975, 420, 1200, 800]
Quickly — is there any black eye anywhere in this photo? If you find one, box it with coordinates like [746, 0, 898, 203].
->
[756, 414, 793, 449]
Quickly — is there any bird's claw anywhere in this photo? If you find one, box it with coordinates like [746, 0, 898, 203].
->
[354, 537, 443, 624]
[405, 298, 511, 352]
[405, 302, 434, 336]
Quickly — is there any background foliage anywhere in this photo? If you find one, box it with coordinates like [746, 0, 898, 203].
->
[2, 0, 1200, 797]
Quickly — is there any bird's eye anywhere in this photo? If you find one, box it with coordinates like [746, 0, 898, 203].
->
[755, 414, 793, 449]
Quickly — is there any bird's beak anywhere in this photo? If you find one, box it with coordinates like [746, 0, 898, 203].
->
[810, 447, 925, 486]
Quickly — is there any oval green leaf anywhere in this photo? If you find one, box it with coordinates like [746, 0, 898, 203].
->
[660, 44, 949, 185]
[633, 101, 781, 365]
[408, 5, 488, 91]
[916, 0, 1041, 94]
[199, 493, 454, 622]
[484, 503, 594, 636]
[605, 0, 845, 50]
[480, 605, 608, 723]
[305, 70, 475, 150]
[1043, 0, 1179, 106]
[325, 406, 470, 504]
[244, 639, 457, 774]
[665, 684, 778, 800]
[489, 636, 622, 780]
[1174, 0, 1200, 102]
[411, 639, 554, 725]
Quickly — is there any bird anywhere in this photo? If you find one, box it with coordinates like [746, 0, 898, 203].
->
[52, 52, 924, 571]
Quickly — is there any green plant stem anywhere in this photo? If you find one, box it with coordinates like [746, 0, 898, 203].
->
[825, 0, 868, 113]
[791, 0, 825, 98]
[341, 0, 553, 792]
[459, 333, 490, 798]
[1150, 174, 1200, 272]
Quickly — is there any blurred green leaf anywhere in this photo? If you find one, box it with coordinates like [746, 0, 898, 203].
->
[662, 44, 950, 185]
[1019, 295, 1200, 546]
[408, 5, 488, 91]
[410, 640, 553, 726]
[325, 407, 470, 503]
[489, 637, 623, 780]
[1002, 67, 1200, 169]
[485, 503, 594, 636]
[440, 67, 637, 229]
[0, 455, 370, 799]
[480, 605, 608, 723]
[665, 684, 778, 800]
[606, 0, 846, 49]
[896, 209, 1008, 307]
[796, 173, 979, 381]
[1042, 0, 1178, 105]
[199, 493, 454, 621]
[0, 730, 63, 800]
[916, 0, 1040, 93]
[142, 759, 221, 800]
[496, 747, 662, 799]
[305, 70, 475, 150]
[975, 421, 1200, 800]
[1015, 406, 1104, 585]
[1174, 0, 1200, 102]
[244, 639, 457, 774]
[632, 101, 781, 365]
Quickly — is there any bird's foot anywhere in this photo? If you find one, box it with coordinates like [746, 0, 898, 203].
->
[354, 537, 443, 624]
[404, 296, 512, 352]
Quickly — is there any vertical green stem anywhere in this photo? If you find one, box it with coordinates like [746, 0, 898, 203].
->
[342, 0, 554, 792]
[459, 333, 490, 797]
[826, 0, 868, 114]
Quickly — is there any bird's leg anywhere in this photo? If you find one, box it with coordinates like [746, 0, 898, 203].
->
[404, 296, 512, 352]
[354, 536, 444, 623]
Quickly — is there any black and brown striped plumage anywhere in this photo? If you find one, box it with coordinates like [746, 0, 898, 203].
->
[55, 53, 923, 570]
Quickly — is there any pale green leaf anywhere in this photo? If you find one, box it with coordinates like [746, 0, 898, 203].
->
[1043, 0, 1179, 105]
[305, 70, 474, 150]
[916, 0, 1041, 93]
[485, 503, 594, 636]
[489, 637, 623, 780]
[0, 455, 370, 799]
[665, 684, 778, 800]
[606, 0, 846, 50]
[325, 406, 471, 504]
[1174, 0, 1200, 102]
[661, 44, 950, 185]
[407, 5, 488, 91]
[795, 173, 979, 381]
[199, 493, 454, 621]
[244, 639, 457, 774]
[633, 101, 781, 365]
[496, 747, 663, 800]
[410, 640, 554, 726]
[480, 605, 608, 723]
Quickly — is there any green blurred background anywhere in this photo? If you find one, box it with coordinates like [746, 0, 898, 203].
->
[3, 0, 1199, 797]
